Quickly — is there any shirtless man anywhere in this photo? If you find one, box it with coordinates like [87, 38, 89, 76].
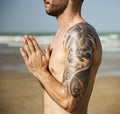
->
[20, 0, 102, 114]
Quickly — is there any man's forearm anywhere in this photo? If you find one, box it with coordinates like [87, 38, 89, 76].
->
[35, 71, 69, 109]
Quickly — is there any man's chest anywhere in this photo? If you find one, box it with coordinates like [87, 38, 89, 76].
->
[49, 37, 66, 81]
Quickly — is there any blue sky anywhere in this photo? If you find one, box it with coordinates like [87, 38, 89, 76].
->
[0, 0, 120, 33]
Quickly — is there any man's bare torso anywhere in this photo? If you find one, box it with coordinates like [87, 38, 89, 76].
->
[43, 22, 102, 114]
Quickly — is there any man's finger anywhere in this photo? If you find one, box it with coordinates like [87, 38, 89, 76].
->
[20, 48, 29, 62]
[23, 37, 31, 56]
[45, 45, 51, 60]
[25, 36, 36, 53]
[30, 36, 43, 54]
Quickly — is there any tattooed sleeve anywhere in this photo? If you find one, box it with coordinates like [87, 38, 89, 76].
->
[63, 23, 97, 99]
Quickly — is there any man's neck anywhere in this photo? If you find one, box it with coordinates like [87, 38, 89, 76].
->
[56, 2, 84, 31]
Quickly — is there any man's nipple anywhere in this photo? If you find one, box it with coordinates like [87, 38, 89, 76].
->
[51, 68, 55, 73]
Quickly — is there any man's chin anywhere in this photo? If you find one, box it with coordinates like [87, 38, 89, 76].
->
[46, 10, 59, 17]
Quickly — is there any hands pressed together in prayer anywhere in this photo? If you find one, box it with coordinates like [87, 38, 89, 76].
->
[20, 36, 50, 79]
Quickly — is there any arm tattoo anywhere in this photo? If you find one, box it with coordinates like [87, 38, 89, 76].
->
[63, 22, 97, 98]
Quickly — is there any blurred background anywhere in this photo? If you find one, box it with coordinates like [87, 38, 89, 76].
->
[0, 0, 120, 114]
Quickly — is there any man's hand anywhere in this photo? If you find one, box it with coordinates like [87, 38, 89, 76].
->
[20, 36, 50, 78]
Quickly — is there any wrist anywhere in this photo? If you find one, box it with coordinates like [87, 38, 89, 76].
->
[34, 70, 49, 80]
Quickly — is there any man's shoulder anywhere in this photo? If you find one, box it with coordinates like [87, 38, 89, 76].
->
[63, 22, 101, 52]
[66, 22, 98, 37]
[64, 22, 100, 46]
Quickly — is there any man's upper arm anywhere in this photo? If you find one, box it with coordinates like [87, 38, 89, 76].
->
[62, 24, 96, 99]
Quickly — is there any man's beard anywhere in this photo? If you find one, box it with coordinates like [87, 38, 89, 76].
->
[46, 10, 62, 17]
[45, 4, 67, 17]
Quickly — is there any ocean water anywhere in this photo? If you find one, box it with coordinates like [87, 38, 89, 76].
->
[0, 34, 54, 53]
[0, 32, 120, 53]
[0, 32, 120, 76]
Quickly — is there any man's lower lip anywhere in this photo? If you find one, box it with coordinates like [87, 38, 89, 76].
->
[45, 3, 49, 5]
[44, 1, 49, 4]
[44, 3, 49, 7]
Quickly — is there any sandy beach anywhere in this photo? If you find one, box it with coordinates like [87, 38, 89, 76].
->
[0, 51, 120, 114]
[0, 71, 43, 114]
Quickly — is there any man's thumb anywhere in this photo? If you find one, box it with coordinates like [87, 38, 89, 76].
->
[45, 45, 51, 60]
